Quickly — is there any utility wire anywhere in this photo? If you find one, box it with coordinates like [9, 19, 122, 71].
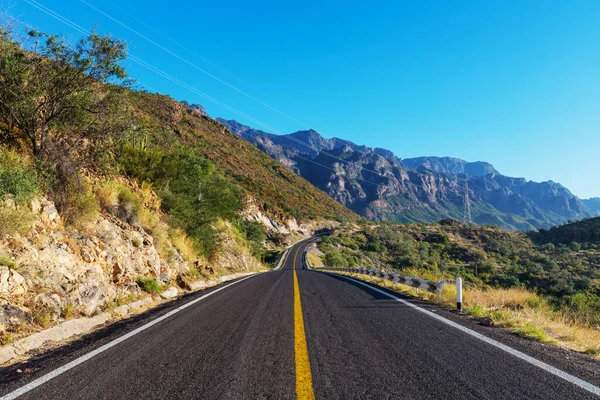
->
[80, 0, 390, 179]
[18, 0, 392, 189]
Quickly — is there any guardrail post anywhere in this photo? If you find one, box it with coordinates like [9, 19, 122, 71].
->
[456, 277, 463, 312]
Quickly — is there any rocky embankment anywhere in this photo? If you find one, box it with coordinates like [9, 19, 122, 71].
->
[0, 196, 319, 364]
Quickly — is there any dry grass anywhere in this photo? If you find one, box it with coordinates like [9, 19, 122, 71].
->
[0, 206, 35, 237]
[332, 269, 600, 359]
[139, 181, 161, 211]
[96, 183, 119, 211]
[307, 251, 323, 268]
[169, 228, 201, 264]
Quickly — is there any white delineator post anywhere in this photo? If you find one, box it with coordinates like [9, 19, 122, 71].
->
[456, 277, 463, 312]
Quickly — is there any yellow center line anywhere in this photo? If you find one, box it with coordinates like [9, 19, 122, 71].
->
[293, 246, 316, 400]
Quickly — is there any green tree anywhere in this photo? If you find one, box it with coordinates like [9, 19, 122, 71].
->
[0, 28, 129, 158]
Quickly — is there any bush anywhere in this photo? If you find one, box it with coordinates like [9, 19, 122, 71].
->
[97, 181, 142, 224]
[117, 145, 244, 258]
[0, 254, 18, 269]
[60, 180, 99, 227]
[563, 292, 600, 327]
[136, 277, 161, 294]
[0, 149, 42, 203]
[324, 249, 347, 267]
[238, 220, 267, 259]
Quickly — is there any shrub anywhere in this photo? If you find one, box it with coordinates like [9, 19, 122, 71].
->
[0, 254, 18, 269]
[60, 180, 100, 227]
[0, 149, 42, 203]
[324, 249, 347, 267]
[570, 242, 582, 252]
[117, 145, 244, 258]
[563, 292, 600, 327]
[96, 181, 142, 224]
[136, 277, 161, 294]
[541, 243, 555, 252]
[132, 237, 142, 248]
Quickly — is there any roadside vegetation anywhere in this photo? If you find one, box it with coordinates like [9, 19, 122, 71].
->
[0, 23, 295, 266]
[316, 219, 600, 357]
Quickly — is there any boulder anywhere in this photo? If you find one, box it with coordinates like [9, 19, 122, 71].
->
[160, 287, 178, 299]
[40, 200, 60, 227]
[112, 305, 130, 317]
[0, 267, 28, 295]
[34, 293, 62, 321]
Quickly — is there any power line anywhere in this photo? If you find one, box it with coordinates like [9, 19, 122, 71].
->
[16, 1, 392, 190]
[80, 0, 389, 179]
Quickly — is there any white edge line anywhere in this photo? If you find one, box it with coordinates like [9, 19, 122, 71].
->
[0, 273, 260, 400]
[325, 272, 600, 397]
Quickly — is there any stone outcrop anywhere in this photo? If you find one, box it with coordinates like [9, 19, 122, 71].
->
[0, 196, 267, 341]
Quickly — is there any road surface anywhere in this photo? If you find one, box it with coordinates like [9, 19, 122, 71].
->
[1, 236, 599, 399]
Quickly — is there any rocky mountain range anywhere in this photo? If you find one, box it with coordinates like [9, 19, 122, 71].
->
[583, 198, 600, 216]
[214, 117, 593, 230]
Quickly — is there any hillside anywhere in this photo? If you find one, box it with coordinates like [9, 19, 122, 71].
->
[0, 27, 352, 349]
[530, 217, 600, 245]
[218, 118, 592, 230]
[127, 93, 358, 223]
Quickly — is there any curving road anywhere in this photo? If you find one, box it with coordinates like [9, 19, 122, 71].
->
[1, 236, 599, 399]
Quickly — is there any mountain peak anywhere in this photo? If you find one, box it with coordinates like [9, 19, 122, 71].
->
[402, 156, 499, 177]
[181, 101, 209, 117]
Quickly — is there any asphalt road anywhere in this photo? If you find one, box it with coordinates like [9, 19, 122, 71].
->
[1, 236, 599, 399]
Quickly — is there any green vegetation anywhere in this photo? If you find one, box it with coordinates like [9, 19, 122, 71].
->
[136, 277, 161, 294]
[320, 219, 600, 329]
[0, 23, 355, 264]
[124, 90, 358, 223]
[530, 217, 600, 246]
[0, 149, 43, 202]
[0, 253, 18, 269]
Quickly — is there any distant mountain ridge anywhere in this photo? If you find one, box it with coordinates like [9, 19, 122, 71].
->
[214, 116, 592, 230]
[583, 198, 600, 216]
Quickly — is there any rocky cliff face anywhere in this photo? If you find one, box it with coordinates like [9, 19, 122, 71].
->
[217, 118, 594, 230]
[402, 156, 498, 177]
[0, 195, 273, 343]
[583, 198, 600, 216]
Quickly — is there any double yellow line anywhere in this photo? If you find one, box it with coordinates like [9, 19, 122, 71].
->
[292, 246, 315, 400]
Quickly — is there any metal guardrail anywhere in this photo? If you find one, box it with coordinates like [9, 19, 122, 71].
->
[273, 246, 291, 270]
[310, 264, 446, 294]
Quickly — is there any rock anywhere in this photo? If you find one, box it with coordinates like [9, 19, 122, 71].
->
[77, 282, 109, 316]
[0, 267, 28, 295]
[40, 200, 60, 227]
[159, 272, 171, 284]
[189, 280, 207, 291]
[81, 249, 93, 263]
[176, 275, 192, 291]
[160, 287, 178, 299]
[478, 316, 495, 327]
[0, 305, 30, 331]
[112, 305, 129, 317]
[143, 235, 154, 246]
[34, 293, 62, 321]
[128, 300, 146, 311]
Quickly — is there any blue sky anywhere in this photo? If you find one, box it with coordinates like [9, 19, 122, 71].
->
[7, 0, 600, 198]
